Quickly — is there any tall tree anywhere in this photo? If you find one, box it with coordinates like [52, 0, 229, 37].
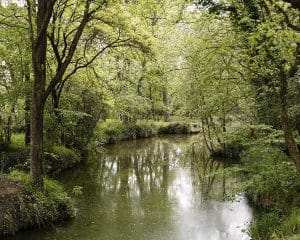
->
[26, 0, 56, 187]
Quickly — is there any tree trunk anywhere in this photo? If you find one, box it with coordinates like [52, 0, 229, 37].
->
[280, 68, 300, 174]
[30, 92, 45, 187]
[29, 0, 49, 187]
[24, 63, 31, 145]
[163, 87, 170, 122]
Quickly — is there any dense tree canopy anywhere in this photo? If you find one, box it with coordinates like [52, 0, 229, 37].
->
[0, 0, 299, 182]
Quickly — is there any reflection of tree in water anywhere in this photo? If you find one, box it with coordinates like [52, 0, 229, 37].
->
[55, 137, 190, 240]
[53, 135, 244, 240]
[190, 140, 227, 201]
[61, 136, 228, 202]
[89, 137, 183, 197]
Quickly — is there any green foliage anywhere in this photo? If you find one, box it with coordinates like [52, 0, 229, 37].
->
[224, 142, 300, 239]
[279, 208, 300, 237]
[240, 146, 299, 210]
[1, 134, 29, 172]
[0, 0, 300, 238]
[72, 186, 83, 197]
[158, 122, 190, 134]
[44, 146, 81, 174]
[90, 120, 193, 150]
[3, 170, 75, 235]
[224, 124, 284, 149]
[249, 208, 300, 240]
[248, 212, 282, 240]
[1, 138, 80, 174]
[92, 120, 158, 145]
[10, 133, 25, 148]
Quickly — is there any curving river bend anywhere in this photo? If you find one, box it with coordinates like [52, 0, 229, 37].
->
[7, 135, 253, 240]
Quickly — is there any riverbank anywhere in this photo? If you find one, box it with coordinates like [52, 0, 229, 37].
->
[1, 121, 200, 174]
[0, 120, 200, 236]
[213, 124, 300, 239]
[5, 134, 252, 240]
[91, 120, 200, 146]
[0, 171, 74, 236]
[0, 140, 81, 175]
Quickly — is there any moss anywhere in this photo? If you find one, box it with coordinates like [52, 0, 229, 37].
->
[0, 171, 75, 236]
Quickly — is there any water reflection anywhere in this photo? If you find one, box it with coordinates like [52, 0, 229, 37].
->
[7, 135, 252, 240]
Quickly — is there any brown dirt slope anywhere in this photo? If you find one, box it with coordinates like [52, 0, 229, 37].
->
[0, 176, 26, 235]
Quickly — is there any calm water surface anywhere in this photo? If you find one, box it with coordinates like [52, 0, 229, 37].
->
[8, 135, 253, 240]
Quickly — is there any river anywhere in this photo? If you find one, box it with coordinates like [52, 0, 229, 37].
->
[7, 135, 253, 240]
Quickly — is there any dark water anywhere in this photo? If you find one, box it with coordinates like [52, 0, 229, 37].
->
[8, 135, 252, 240]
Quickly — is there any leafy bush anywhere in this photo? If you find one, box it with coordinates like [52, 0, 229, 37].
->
[0, 147, 29, 173]
[225, 144, 300, 239]
[1, 170, 75, 235]
[249, 208, 300, 240]
[158, 122, 190, 134]
[249, 212, 282, 240]
[224, 124, 284, 149]
[1, 140, 80, 174]
[10, 133, 25, 148]
[280, 208, 300, 237]
[91, 120, 158, 145]
[236, 146, 300, 210]
[44, 145, 81, 174]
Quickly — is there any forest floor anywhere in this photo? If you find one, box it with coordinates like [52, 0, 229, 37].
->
[0, 176, 24, 206]
[0, 175, 25, 235]
[0, 176, 23, 197]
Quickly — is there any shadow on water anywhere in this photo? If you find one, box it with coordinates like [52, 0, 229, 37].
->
[6, 135, 253, 240]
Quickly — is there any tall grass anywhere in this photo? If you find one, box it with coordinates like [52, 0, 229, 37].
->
[0, 170, 75, 236]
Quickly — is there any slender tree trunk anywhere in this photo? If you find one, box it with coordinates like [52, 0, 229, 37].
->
[280, 69, 300, 174]
[163, 86, 170, 122]
[29, 0, 49, 187]
[24, 63, 31, 145]
[201, 118, 212, 152]
[4, 110, 13, 147]
[51, 90, 64, 144]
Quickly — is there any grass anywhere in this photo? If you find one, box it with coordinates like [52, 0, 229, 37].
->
[1, 134, 81, 174]
[0, 170, 75, 236]
[222, 124, 300, 240]
[91, 119, 196, 147]
[44, 145, 81, 174]
[10, 133, 26, 148]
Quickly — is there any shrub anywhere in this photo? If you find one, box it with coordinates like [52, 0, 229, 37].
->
[280, 208, 300, 237]
[158, 122, 190, 134]
[44, 145, 81, 174]
[223, 124, 286, 154]
[225, 145, 300, 239]
[91, 120, 158, 145]
[1, 170, 75, 235]
[0, 146, 29, 172]
[249, 212, 282, 240]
